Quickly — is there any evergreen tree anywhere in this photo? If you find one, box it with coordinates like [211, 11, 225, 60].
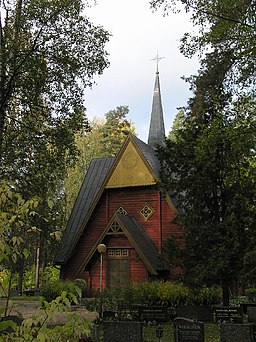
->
[159, 96, 256, 305]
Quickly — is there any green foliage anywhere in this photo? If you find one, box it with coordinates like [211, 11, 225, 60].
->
[158, 96, 256, 305]
[151, 0, 256, 96]
[99, 105, 136, 157]
[0, 0, 110, 277]
[40, 279, 87, 302]
[0, 270, 9, 297]
[98, 282, 221, 310]
[1, 287, 92, 341]
[229, 296, 248, 306]
[64, 108, 137, 217]
[168, 109, 186, 142]
[0, 182, 41, 315]
[245, 288, 256, 303]
[0, 0, 110, 155]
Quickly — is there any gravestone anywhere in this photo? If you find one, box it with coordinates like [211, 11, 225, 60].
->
[213, 306, 243, 323]
[79, 324, 100, 342]
[174, 317, 204, 342]
[139, 305, 168, 322]
[220, 323, 256, 342]
[177, 305, 213, 322]
[103, 321, 142, 342]
[248, 307, 256, 322]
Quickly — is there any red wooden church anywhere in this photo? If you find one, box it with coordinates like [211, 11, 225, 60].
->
[55, 66, 184, 293]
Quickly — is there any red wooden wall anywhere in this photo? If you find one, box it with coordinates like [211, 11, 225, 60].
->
[61, 185, 184, 292]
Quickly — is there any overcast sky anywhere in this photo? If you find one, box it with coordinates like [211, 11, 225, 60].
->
[84, 0, 199, 142]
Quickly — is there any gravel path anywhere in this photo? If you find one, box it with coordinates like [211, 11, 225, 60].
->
[0, 300, 98, 325]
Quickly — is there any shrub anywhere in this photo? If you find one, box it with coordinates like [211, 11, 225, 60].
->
[100, 281, 222, 309]
[245, 288, 256, 303]
[157, 282, 189, 306]
[40, 279, 87, 302]
[187, 287, 222, 305]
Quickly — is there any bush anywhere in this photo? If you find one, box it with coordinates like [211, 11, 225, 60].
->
[245, 288, 256, 303]
[40, 279, 87, 302]
[99, 282, 222, 310]
[187, 287, 222, 305]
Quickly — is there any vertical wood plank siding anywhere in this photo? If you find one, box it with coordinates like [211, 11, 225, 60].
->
[62, 185, 184, 290]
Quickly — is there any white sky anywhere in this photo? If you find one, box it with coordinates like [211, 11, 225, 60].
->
[83, 0, 199, 142]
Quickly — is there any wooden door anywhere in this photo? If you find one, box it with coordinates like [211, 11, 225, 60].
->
[108, 258, 130, 288]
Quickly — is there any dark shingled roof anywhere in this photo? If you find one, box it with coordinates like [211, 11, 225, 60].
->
[115, 213, 169, 273]
[55, 134, 177, 267]
[148, 71, 166, 149]
[55, 156, 115, 264]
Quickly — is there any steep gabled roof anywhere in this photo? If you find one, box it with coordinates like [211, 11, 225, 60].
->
[117, 214, 169, 273]
[55, 134, 177, 266]
[77, 213, 169, 275]
[55, 157, 115, 264]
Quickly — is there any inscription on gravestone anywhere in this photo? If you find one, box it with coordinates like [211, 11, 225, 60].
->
[174, 317, 204, 342]
[213, 306, 243, 323]
[103, 321, 142, 342]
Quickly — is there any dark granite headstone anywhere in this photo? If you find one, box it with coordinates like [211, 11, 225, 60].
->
[220, 323, 256, 342]
[177, 305, 213, 322]
[174, 317, 204, 342]
[139, 306, 168, 322]
[103, 321, 142, 342]
[248, 307, 256, 322]
[213, 306, 243, 323]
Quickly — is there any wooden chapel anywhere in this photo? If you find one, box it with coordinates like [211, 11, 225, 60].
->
[55, 65, 184, 293]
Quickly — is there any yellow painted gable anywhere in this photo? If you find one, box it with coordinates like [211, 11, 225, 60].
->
[106, 140, 156, 188]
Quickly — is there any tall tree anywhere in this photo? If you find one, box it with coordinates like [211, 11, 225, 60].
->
[168, 109, 186, 142]
[0, 0, 110, 285]
[0, 0, 110, 158]
[64, 107, 136, 218]
[0, 181, 39, 308]
[151, 0, 256, 304]
[150, 0, 256, 97]
[99, 105, 136, 156]
[159, 96, 256, 305]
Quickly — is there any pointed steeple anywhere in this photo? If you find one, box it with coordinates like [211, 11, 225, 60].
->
[148, 55, 166, 149]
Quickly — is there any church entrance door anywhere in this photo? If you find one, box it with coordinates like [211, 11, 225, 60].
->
[108, 257, 130, 288]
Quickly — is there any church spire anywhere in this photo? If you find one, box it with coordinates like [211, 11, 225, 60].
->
[147, 53, 166, 149]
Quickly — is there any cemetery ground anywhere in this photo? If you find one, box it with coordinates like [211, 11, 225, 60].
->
[0, 297, 221, 341]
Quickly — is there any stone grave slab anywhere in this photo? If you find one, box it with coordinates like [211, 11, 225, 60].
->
[213, 306, 243, 323]
[103, 321, 142, 342]
[220, 323, 256, 342]
[248, 307, 256, 323]
[174, 317, 204, 342]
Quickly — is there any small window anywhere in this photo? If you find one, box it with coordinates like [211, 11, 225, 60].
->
[108, 249, 129, 258]
[108, 250, 115, 257]
[107, 220, 123, 234]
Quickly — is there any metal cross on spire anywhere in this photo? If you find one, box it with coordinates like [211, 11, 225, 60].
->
[151, 52, 165, 73]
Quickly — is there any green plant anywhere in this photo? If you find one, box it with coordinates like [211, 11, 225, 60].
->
[0, 284, 92, 341]
[99, 282, 222, 310]
[40, 279, 87, 302]
[188, 287, 222, 305]
[245, 288, 256, 303]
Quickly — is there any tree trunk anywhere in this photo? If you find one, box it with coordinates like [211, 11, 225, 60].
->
[4, 270, 13, 317]
[35, 247, 40, 288]
[17, 267, 23, 295]
[222, 279, 230, 306]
